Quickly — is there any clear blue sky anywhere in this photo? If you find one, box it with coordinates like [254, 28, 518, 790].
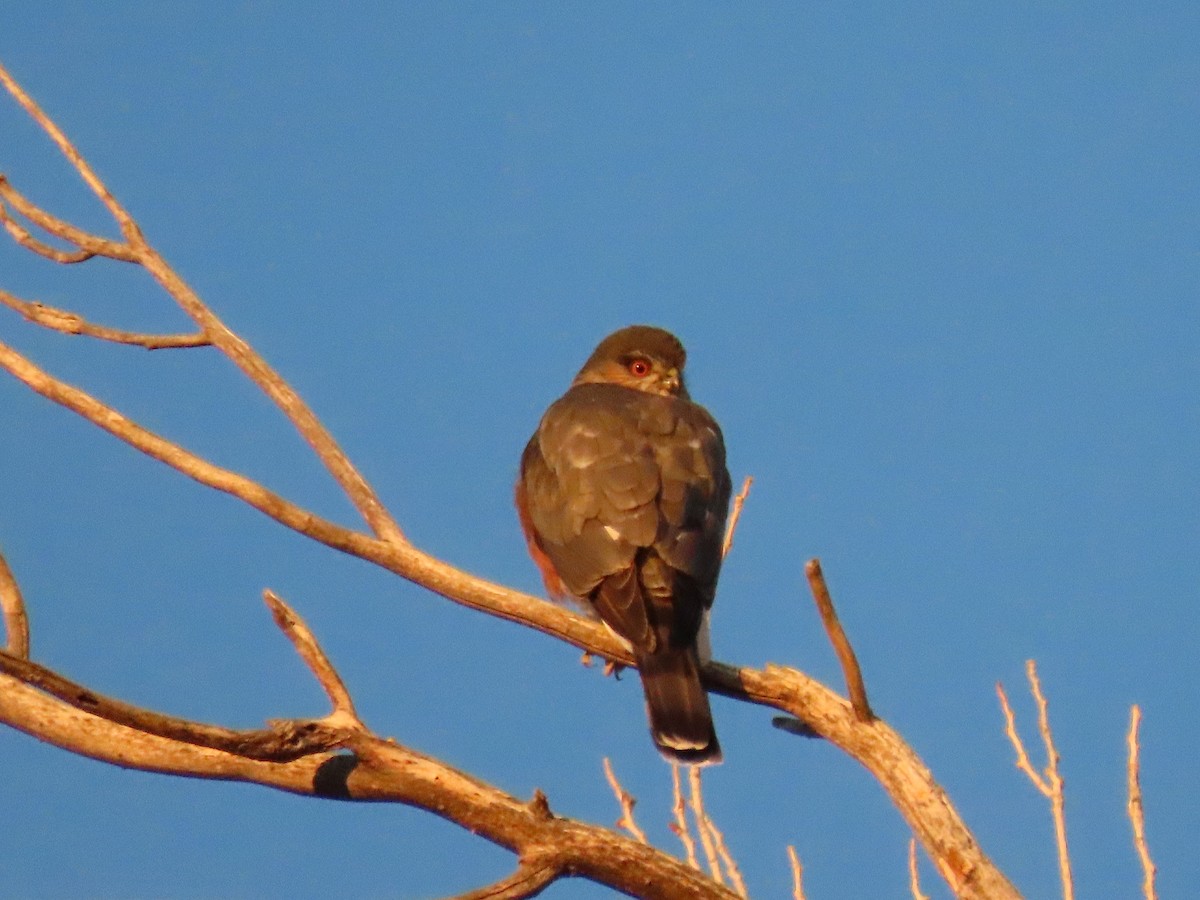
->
[1, 5, 1196, 898]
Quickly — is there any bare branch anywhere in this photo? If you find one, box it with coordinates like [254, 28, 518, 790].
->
[996, 661, 1073, 900]
[786, 846, 805, 900]
[908, 838, 928, 900]
[710, 831, 744, 897]
[0, 555, 733, 897]
[263, 589, 359, 723]
[1028, 661, 1073, 900]
[0, 336, 366, 551]
[0, 65, 139, 241]
[675, 765, 745, 897]
[0, 549, 30, 657]
[1127, 705, 1157, 900]
[0, 177, 135, 261]
[0, 665, 739, 900]
[805, 558, 874, 722]
[687, 766, 724, 886]
[134, 243, 409, 543]
[449, 854, 561, 900]
[669, 762, 700, 871]
[602, 757, 648, 844]
[0, 648, 355, 761]
[995, 682, 1046, 793]
[0, 194, 94, 262]
[0, 288, 210, 349]
[720, 475, 753, 558]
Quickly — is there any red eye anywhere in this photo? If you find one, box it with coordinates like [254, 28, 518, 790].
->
[628, 358, 651, 377]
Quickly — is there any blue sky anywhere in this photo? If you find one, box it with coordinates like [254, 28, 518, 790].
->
[1, 4, 1196, 898]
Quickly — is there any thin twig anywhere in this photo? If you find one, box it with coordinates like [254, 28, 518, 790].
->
[0, 585, 361, 757]
[0, 549, 30, 657]
[1127, 705, 1157, 900]
[601, 757, 648, 843]
[908, 838, 928, 900]
[0, 177, 138, 261]
[0, 180, 137, 262]
[0, 649, 348, 761]
[805, 558, 874, 721]
[0, 195, 94, 262]
[1, 288, 210, 349]
[448, 854, 560, 900]
[1028, 661, 1073, 900]
[996, 661, 1073, 900]
[995, 684, 1046, 792]
[0, 336, 368, 549]
[786, 845, 805, 900]
[263, 590, 358, 722]
[669, 761, 700, 870]
[0, 65, 139, 240]
[721, 475, 753, 558]
[687, 765, 724, 886]
[707, 809, 747, 897]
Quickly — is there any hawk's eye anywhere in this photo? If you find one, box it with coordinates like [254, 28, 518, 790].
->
[627, 358, 651, 377]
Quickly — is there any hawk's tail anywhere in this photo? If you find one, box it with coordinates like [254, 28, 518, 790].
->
[637, 648, 722, 766]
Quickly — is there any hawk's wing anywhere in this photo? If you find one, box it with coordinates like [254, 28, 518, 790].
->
[519, 382, 730, 652]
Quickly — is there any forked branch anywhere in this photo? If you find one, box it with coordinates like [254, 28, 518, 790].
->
[997, 660, 1073, 900]
[0, 60, 403, 545]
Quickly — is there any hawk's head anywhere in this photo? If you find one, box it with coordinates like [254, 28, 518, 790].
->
[572, 325, 690, 398]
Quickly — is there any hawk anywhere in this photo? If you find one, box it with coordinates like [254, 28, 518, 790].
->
[516, 325, 731, 764]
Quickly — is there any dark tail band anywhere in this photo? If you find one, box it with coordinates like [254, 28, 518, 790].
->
[637, 648, 722, 765]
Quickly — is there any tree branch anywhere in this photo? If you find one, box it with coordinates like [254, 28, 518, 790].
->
[0, 61, 402, 544]
[449, 854, 561, 900]
[688, 765, 746, 897]
[0, 548, 30, 657]
[0, 288, 209, 348]
[909, 838, 929, 900]
[603, 757, 649, 844]
[997, 660, 1073, 900]
[0, 648, 353, 762]
[670, 762, 700, 871]
[0, 193, 93, 262]
[786, 845, 805, 900]
[1127, 705, 1156, 900]
[263, 589, 359, 723]
[720, 476, 753, 558]
[0, 176, 136, 261]
[0, 609, 738, 900]
[804, 558, 873, 722]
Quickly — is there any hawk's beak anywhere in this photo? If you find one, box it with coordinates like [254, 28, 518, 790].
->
[663, 368, 681, 394]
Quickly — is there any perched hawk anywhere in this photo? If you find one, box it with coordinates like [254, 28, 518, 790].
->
[516, 325, 731, 764]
